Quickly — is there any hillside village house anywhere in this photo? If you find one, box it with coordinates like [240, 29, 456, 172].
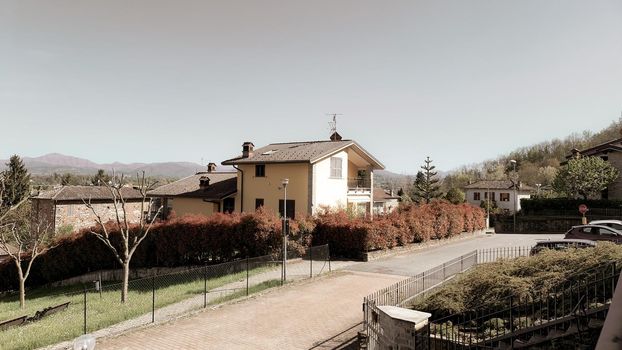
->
[31, 186, 145, 233]
[221, 133, 385, 218]
[565, 138, 622, 199]
[373, 188, 400, 215]
[464, 180, 533, 214]
[148, 163, 237, 217]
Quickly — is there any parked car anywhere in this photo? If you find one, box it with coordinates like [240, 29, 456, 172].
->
[530, 239, 596, 255]
[589, 220, 622, 231]
[564, 225, 622, 243]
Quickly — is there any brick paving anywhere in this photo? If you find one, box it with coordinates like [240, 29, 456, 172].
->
[96, 271, 403, 350]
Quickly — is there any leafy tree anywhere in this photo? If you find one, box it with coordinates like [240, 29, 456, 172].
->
[91, 169, 111, 186]
[445, 188, 465, 204]
[1, 155, 31, 206]
[552, 156, 619, 199]
[412, 157, 441, 204]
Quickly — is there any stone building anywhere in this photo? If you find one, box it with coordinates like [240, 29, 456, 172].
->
[31, 186, 146, 233]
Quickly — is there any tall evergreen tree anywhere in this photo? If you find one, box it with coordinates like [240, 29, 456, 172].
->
[413, 156, 441, 203]
[1, 155, 31, 206]
[91, 169, 111, 186]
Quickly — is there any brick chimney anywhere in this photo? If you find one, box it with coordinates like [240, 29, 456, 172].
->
[199, 176, 210, 190]
[242, 142, 255, 158]
[207, 162, 217, 173]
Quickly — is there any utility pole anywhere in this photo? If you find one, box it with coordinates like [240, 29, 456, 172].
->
[510, 160, 517, 233]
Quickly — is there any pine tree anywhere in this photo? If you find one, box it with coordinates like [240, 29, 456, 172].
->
[1, 155, 31, 206]
[412, 156, 441, 203]
[91, 169, 111, 186]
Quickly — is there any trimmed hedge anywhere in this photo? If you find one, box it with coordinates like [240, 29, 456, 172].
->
[312, 202, 486, 259]
[520, 198, 622, 214]
[0, 209, 312, 292]
[0, 202, 484, 291]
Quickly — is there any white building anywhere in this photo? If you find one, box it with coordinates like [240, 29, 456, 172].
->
[464, 180, 533, 214]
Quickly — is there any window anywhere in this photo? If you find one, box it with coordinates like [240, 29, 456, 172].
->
[255, 164, 265, 177]
[330, 157, 343, 178]
[484, 192, 496, 201]
[255, 198, 264, 209]
[473, 192, 481, 201]
[278, 199, 295, 219]
[222, 198, 235, 214]
[500, 193, 510, 202]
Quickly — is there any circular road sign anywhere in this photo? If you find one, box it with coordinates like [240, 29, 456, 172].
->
[579, 204, 588, 214]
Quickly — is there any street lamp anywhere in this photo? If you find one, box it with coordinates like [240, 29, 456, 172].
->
[510, 160, 517, 233]
[535, 183, 542, 197]
[281, 178, 289, 285]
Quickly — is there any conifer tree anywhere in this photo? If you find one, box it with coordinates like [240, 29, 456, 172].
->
[1, 155, 31, 207]
[413, 156, 441, 203]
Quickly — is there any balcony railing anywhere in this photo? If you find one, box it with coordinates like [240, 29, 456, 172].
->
[348, 177, 371, 191]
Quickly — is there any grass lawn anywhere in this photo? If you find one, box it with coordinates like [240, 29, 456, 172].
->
[0, 264, 281, 350]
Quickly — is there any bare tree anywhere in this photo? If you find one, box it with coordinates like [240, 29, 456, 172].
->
[0, 217, 53, 309]
[83, 171, 162, 303]
[0, 175, 52, 309]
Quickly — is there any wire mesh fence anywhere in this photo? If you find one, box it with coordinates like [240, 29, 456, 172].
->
[0, 244, 330, 350]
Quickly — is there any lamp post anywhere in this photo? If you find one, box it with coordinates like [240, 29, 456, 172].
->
[535, 183, 542, 197]
[281, 178, 289, 284]
[510, 160, 517, 233]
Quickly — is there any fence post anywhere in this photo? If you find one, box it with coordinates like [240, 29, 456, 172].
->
[151, 275, 155, 323]
[442, 263, 446, 280]
[246, 256, 250, 296]
[203, 264, 207, 308]
[83, 286, 87, 335]
[509, 295, 514, 349]
[460, 255, 464, 272]
[310, 247, 313, 278]
[328, 245, 332, 272]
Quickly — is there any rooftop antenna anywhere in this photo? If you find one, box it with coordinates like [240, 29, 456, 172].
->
[327, 113, 342, 135]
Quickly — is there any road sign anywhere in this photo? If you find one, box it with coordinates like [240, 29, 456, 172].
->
[579, 204, 588, 214]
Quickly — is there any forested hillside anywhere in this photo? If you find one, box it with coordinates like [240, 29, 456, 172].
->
[442, 120, 622, 194]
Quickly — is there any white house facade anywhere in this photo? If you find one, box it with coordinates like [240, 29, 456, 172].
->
[464, 180, 533, 214]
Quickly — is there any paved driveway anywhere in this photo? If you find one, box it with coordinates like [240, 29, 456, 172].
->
[94, 233, 563, 350]
[347, 233, 563, 276]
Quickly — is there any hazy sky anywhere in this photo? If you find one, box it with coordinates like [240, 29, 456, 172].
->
[1, 0, 621, 173]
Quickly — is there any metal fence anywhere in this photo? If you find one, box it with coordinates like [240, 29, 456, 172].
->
[425, 262, 620, 349]
[477, 246, 532, 264]
[0, 244, 330, 350]
[363, 251, 479, 349]
[363, 246, 537, 349]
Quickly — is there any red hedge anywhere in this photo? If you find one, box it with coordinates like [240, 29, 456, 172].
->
[0, 202, 485, 291]
[312, 201, 486, 258]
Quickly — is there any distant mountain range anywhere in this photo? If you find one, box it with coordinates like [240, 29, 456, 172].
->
[0, 153, 208, 178]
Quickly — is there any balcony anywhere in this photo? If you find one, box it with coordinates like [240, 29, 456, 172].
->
[348, 177, 372, 193]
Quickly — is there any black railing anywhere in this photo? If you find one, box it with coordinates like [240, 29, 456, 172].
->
[477, 246, 532, 264]
[426, 262, 620, 349]
[363, 251, 478, 349]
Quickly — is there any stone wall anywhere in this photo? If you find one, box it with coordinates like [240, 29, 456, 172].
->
[55, 201, 145, 232]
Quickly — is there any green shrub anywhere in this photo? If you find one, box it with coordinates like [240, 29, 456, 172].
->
[412, 243, 622, 318]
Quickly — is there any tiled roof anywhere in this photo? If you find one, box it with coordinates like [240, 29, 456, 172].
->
[33, 186, 143, 201]
[373, 188, 400, 202]
[222, 140, 384, 168]
[566, 138, 622, 158]
[464, 180, 534, 191]
[148, 172, 237, 200]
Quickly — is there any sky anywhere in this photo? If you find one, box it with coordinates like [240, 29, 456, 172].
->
[1, 0, 621, 174]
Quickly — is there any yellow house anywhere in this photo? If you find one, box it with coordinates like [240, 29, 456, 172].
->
[148, 163, 237, 218]
[221, 133, 385, 218]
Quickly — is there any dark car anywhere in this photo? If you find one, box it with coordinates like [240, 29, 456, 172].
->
[564, 225, 622, 243]
[530, 239, 596, 255]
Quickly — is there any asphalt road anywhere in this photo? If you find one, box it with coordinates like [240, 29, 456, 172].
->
[345, 233, 564, 276]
